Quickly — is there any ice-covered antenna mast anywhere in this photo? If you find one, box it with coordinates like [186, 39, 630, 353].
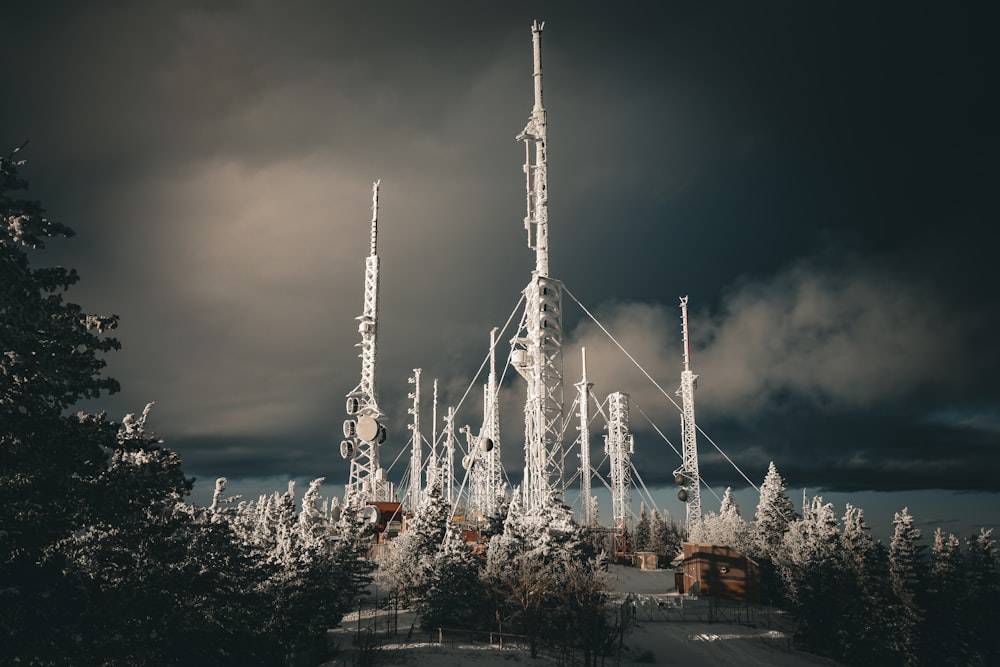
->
[511, 19, 565, 513]
[518, 19, 549, 277]
[575, 348, 595, 526]
[407, 368, 422, 511]
[673, 296, 702, 528]
[341, 180, 389, 507]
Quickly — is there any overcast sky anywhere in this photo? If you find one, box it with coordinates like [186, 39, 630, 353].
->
[4, 1, 997, 538]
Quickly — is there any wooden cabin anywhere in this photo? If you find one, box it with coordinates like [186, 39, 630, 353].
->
[679, 542, 760, 603]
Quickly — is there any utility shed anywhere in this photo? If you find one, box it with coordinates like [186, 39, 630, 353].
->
[680, 542, 760, 603]
[635, 551, 658, 570]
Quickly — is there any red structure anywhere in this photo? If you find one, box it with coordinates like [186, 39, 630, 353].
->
[680, 542, 760, 603]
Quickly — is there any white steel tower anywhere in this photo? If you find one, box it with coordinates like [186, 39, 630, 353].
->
[424, 379, 443, 495]
[341, 181, 389, 506]
[466, 328, 504, 520]
[483, 328, 503, 515]
[510, 19, 565, 513]
[605, 392, 634, 560]
[443, 406, 457, 503]
[406, 368, 422, 511]
[575, 348, 596, 526]
[673, 296, 702, 527]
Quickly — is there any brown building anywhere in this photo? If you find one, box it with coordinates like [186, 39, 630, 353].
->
[679, 542, 760, 603]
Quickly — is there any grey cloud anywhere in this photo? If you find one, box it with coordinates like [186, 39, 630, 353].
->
[694, 256, 979, 417]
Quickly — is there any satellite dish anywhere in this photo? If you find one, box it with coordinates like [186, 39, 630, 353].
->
[462, 454, 474, 470]
[340, 440, 355, 459]
[677, 488, 689, 502]
[356, 415, 381, 442]
[343, 420, 357, 438]
[376, 424, 387, 444]
[346, 397, 360, 415]
[674, 473, 686, 486]
[480, 437, 494, 452]
[362, 505, 380, 525]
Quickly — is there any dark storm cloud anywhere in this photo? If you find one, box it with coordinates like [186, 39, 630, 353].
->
[3, 2, 997, 503]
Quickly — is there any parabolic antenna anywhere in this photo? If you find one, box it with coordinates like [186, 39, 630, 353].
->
[356, 415, 381, 442]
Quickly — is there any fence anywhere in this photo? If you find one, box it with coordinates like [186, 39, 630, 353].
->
[622, 593, 797, 633]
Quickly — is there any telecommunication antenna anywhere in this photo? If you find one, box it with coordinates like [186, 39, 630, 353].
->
[424, 379, 442, 495]
[510, 19, 565, 512]
[443, 407, 457, 503]
[407, 368, 422, 511]
[605, 392, 634, 560]
[673, 296, 702, 528]
[467, 328, 504, 520]
[575, 348, 596, 526]
[341, 181, 389, 506]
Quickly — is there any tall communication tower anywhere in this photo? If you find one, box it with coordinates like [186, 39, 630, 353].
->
[606, 392, 634, 560]
[341, 181, 389, 506]
[406, 368, 422, 511]
[424, 379, 443, 495]
[467, 328, 504, 520]
[575, 348, 595, 526]
[510, 20, 565, 513]
[673, 296, 702, 528]
[443, 406, 457, 503]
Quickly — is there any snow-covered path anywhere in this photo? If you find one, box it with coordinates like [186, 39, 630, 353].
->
[324, 564, 844, 667]
[622, 621, 841, 667]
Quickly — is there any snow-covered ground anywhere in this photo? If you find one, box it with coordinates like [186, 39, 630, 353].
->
[322, 566, 843, 666]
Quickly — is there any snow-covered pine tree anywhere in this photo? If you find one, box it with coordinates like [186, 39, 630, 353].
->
[635, 502, 651, 551]
[298, 476, 327, 549]
[833, 503, 895, 665]
[717, 486, 749, 552]
[51, 406, 275, 664]
[485, 491, 609, 659]
[777, 496, 843, 658]
[751, 461, 797, 562]
[888, 507, 925, 667]
[649, 508, 682, 559]
[1, 148, 124, 662]
[923, 528, 967, 665]
[378, 481, 451, 601]
[963, 528, 999, 664]
[688, 512, 712, 543]
[695, 487, 749, 551]
[415, 526, 484, 630]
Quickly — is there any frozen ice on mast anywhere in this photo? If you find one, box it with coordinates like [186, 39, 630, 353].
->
[341, 181, 390, 507]
[673, 296, 703, 528]
[510, 19, 566, 514]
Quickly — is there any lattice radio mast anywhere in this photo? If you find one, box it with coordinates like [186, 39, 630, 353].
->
[467, 327, 504, 519]
[510, 20, 565, 513]
[606, 392, 635, 560]
[673, 296, 702, 528]
[341, 181, 389, 506]
[406, 368, 422, 511]
[575, 348, 595, 526]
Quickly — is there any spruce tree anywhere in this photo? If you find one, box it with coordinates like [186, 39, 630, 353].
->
[634, 502, 651, 551]
[416, 528, 483, 630]
[777, 496, 842, 658]
[888, 507, 924, 667]
[751, 461, 797, 561]
[485, 491, 608, 659]
[2, 147, 121, 661]
[925, 528, 967, 665]
[378, 482, 450, 601]
[964, 529, 999, 664]
[837, 503, 895, 665]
